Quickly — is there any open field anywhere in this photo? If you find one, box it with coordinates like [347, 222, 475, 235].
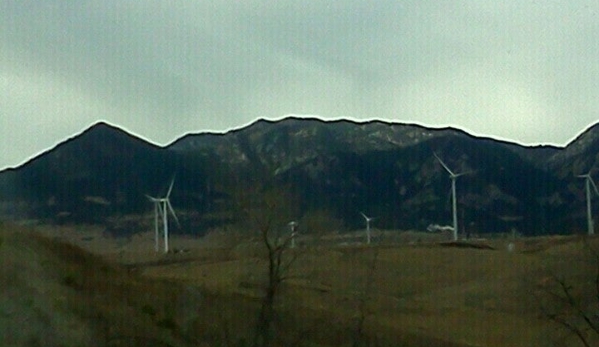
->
[3, 223, 599, 346]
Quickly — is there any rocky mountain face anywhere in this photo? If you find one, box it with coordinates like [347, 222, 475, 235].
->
[0, 123, 205, 226]
[0, 117, 597, 236]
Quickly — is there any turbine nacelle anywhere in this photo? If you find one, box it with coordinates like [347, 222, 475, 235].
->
[360, 212, 376, 222]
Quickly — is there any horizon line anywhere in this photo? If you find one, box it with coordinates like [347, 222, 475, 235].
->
[0, 114, 595, 171]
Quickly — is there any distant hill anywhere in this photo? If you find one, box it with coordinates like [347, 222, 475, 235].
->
[1, 116, 598, 236]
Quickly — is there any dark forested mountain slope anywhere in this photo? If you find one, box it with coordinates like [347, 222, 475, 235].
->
[0, 117, 597, 236]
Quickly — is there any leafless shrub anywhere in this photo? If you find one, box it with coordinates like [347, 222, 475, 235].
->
[538, 237, 599, 346]
[232, 183, 302, 347]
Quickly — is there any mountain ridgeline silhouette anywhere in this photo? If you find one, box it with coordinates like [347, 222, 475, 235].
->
[0, 117, 595, 236]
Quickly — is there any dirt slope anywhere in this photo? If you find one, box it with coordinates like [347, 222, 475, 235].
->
[0, 226, 196, 347]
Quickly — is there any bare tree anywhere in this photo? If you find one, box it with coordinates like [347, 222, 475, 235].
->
[254, 229, 299, 347]
[234, 183, 301, 347]
[538, 237, 599, 346]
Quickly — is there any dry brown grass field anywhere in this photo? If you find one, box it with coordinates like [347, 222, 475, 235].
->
[3, 223, 599, 346]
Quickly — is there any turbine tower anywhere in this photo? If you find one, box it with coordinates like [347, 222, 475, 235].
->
[288, 221, 298, 248]
[146, 178, 180, 253]
[578, 172, 599, 235]
[360, 212, 375, 244]
[434, 153, 470, 241]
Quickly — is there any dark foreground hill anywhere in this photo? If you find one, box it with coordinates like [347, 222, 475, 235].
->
[0, 117, 598, 236]
[0, 224, 201, 347]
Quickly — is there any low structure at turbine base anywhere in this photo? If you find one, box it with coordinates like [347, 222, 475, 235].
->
[427, 224, 454, 233]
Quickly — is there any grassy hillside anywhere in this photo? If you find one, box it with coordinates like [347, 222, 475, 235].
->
[141, 234, 599, 346]
[0, 224, 199, 347]
[2, 224, 599, 346]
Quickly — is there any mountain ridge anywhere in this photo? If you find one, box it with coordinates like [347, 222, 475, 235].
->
[1, 117, 598, 236]
[169, 116, 566, 149]
[1, 121, 164, 173]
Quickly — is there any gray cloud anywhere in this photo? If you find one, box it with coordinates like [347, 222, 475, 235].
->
[1, 1, 599, 169]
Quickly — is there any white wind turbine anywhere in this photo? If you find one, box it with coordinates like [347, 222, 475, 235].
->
[434, 153, 471, 241]
[146, 178, 180, 253]
[288, 221, 298, 249]
[360, 212, 375, 244]
[577, 172, 599, 235]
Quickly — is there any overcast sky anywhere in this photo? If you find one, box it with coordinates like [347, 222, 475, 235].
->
[1, 1, 599, 170]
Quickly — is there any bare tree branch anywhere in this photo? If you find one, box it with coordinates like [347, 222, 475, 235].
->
[540, 238, 599, 346]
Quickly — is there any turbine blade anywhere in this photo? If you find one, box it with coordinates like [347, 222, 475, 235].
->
[360, 212, 368, 220]
[454, 170, 473, 178]
[167, 200, 180, 227]
[577, 174, 598, 194]
[166, 177, 175, 198]
[146, 194, 159, 202]
[590, 176, 599, 196]
[433, 152, 455, 176]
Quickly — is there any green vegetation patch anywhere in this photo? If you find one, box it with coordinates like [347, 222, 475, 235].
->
[61, 271, 85, 290]
[155, 316, 178, 331]
[140, 304, 157, 317]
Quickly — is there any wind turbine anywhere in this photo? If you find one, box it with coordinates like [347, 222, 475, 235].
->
[288, 221, 298, 248]
[360, 212, 375, 244]
[434, 153, 471, 241]
[577, 172, 599, 235]
[146, 178, 180, 253]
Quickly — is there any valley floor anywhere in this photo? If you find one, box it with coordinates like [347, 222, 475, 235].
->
[3, 225, 599, 346]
